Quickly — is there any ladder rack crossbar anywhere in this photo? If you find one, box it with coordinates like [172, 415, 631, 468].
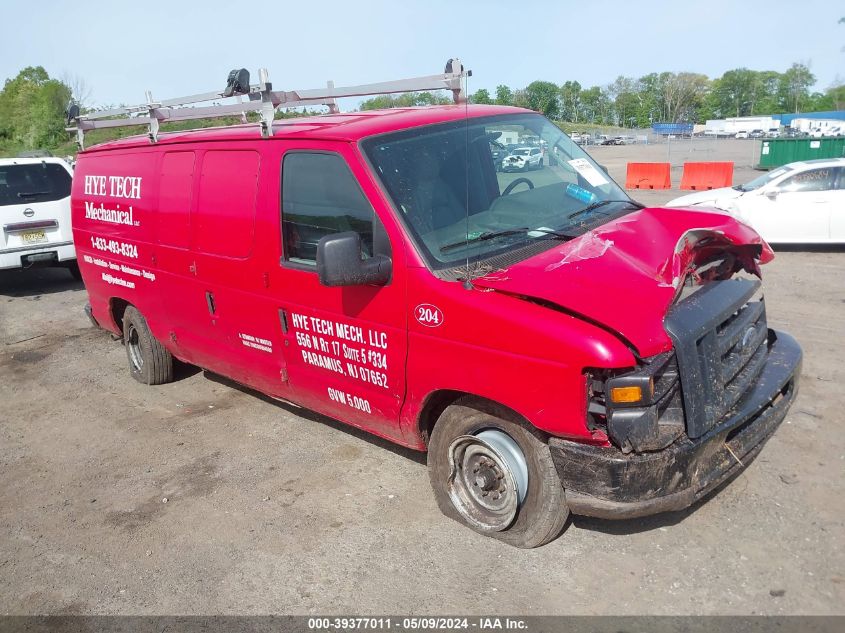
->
[278, 72, 462, 103]
[67, 59, 469, 149]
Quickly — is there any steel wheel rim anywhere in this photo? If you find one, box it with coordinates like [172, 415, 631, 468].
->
[127, 324, 143, 370]
[447, 429, 528, 532]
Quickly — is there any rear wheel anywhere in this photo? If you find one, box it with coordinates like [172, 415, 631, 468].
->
[123, 306, 174, 385]
[428, 399, 569, 548]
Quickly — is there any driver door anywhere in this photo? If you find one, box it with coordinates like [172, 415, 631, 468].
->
[274, 141, 409, 441]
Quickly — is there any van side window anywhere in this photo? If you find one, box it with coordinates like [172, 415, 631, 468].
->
[157, 151, 195, 249]
[281, 152, 374, 264]
[194, 150, 260, 258]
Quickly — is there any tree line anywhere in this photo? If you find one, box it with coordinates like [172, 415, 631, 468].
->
[464, 63, 844, 127]
[2, 62, 844, 156]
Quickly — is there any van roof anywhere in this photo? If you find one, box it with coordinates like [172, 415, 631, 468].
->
[82, 104, 527, 153]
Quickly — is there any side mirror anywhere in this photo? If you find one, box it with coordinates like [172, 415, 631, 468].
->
[764, 190, 778, 200]
[316, 232, 392, 287]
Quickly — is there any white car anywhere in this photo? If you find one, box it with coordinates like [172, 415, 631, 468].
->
[667, 158, 845, 243]
[501, 146, 544, 172]
[0, 156, 78, 277]
[735, 130, 749, 139]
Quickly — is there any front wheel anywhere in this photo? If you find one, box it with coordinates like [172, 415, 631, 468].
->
[428, 399, 569, 548]
[123, 306, 174, 385]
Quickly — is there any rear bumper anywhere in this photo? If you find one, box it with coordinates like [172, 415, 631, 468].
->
[550, 330, 801, 520]
[0, 241, 75, 269]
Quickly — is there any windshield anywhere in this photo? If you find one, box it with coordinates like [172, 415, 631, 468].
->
[736, 165, 794, 192]
[512, 149, 531, 156]
[362, 113, 633, 269]
[0, 163, 71, 207]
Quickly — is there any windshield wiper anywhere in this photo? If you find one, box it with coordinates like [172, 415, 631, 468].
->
[439, 225, 576, 254]
[528, 227, 577, 239]
[17, 191, 51, 198]
[568, 199, 643, 221]
[440, 228, 531, 253]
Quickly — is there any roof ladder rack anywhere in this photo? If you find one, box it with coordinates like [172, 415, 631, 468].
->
[66, 58, 471, 150]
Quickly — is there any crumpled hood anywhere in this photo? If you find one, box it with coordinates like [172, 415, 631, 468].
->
[473, 206, 773, 358]
[667, 186, 743, 209]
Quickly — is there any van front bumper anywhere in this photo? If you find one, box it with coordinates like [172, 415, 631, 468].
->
[549, 330, 801, 520]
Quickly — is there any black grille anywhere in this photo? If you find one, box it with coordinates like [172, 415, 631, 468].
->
[665, 278, 769, 439]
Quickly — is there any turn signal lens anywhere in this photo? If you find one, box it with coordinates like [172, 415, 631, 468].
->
[609, 385, 644, 403]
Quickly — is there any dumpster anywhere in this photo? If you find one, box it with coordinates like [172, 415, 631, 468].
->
[758, 137, 845, 169]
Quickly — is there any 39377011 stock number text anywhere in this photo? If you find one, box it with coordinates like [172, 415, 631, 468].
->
[307, 617, 526, 631]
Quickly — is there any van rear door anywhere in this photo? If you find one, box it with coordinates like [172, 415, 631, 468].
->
[155, 147, 294, 395]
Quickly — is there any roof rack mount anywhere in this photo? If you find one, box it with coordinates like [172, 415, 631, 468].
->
[66, 59, 470, 150]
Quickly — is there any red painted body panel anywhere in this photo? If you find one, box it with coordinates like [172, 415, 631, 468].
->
[473, 207, 773, 358]
[71, 105, 774, 453]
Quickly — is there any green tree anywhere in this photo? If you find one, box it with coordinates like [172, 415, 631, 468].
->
[471, 88, 492, 104]
[524, 80, 560, 118]
[558, 80, 582, 122]
[511, 89, 530, 109]
[0, 66, 72, 149]
[660, 72, 710, 122]
[826, 82, 845, 110]
[635, 73, 663, 124]
[712, 68, 756, 117]
[605, 76, 636, 126]
[494, 84, 513, 106]
[778, 63, 815, 113]
[359, 91, 450, 110]
[579, 86, 610, 124]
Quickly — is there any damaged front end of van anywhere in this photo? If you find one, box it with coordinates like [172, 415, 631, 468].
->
[473, 206, 802, 519]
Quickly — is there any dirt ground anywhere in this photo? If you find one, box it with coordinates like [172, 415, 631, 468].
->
[0, 140, 843, 616]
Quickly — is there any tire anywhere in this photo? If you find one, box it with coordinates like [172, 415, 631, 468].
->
[68, 262, 82, 282]
[123, 306, 174, 385]
[428, 398, 569, 548]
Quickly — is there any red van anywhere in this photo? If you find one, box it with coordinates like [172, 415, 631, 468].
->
[71, 105, 801, 547]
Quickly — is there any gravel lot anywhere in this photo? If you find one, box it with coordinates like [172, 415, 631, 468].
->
[1, 140, 842, 615]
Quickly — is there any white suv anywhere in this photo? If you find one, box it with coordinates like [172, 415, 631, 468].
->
[502, 146, 544, 172]
[0, 156, 77, 277]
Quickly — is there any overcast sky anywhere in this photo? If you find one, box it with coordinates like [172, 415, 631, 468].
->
[2, 0, 842, 110]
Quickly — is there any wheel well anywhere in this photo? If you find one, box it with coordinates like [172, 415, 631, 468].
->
[109, 297, 131, 333]
[417, 391, 530, 447]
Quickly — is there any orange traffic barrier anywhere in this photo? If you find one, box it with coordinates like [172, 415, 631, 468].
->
[625, 162, 671, 189]
[680, 162, 734, 190]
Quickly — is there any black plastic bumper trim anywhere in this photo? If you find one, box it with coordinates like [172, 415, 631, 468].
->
[550, 330, 801, 520]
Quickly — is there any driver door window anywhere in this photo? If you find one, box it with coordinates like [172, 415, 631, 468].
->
[281, 152, 374, 265]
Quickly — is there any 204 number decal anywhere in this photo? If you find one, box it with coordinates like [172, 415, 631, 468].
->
[414, 304, 444, 328]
